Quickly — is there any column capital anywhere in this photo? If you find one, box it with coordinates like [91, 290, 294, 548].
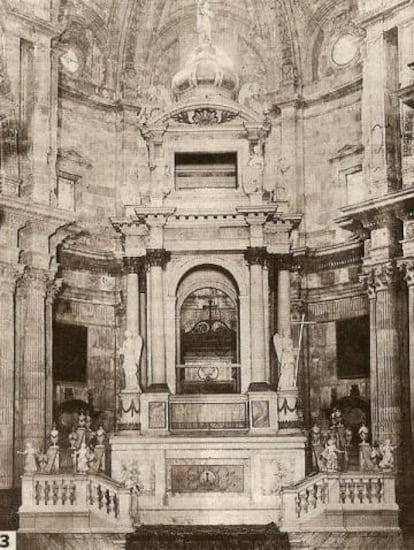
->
[245, 247, 268, 267]
[46, 277, 64, 304]
[0, 262, 21, 292]
[123, 256, 145, 274]
[16, 267, 51, 297]
[146, 249, 171, 269]
[360, 261, 399, 298]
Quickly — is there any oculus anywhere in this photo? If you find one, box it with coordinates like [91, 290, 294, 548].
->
[60, 48, 80, 74]
[331, 34, 359, 66]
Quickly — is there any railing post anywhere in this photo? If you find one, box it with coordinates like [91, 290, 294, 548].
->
[21, 475, 34, 508]
[117, 488, 134, 529]
[382, 474, 396, 505]
[75, 475, 89, 509]
[327, 473, 340, 510]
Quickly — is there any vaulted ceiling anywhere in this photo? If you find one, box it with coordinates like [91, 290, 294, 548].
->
[56, 0, 361, 104]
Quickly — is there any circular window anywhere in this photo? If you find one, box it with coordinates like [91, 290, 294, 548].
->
[60, 48, 80, 74]
[332, 34, 359, 66]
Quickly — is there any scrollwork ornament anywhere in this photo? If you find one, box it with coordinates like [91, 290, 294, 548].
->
[16, 267, 50, 297]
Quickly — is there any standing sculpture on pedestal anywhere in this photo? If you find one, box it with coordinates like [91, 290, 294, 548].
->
[244, 145, 265, 196]
[273, 330, 297, 390]
[120, 330, 143, 392]
[197, 0, 214, 46]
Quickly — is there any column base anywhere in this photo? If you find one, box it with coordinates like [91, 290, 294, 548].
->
[118, 390, 141, 432]
[277, 389, 301, 433]
[248, 391, 278, 434]
[140, 392, 170, 435]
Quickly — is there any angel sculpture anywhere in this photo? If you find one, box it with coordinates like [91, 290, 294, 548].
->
[17, 442, 38, 474]
[120, 330, 143, 391]
[273, 329, 297, 390]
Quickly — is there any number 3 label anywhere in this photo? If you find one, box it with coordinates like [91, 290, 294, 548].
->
[0, 532, 16, 549]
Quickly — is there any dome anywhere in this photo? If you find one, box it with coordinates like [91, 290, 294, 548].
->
[172, 43, 239, 101]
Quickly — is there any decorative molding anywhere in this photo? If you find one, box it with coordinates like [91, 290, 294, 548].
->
[59, 249, 122, 276]
[398, 259, 414, 287]
[171, 108, 239, 126]
[16, 267, 50, 297]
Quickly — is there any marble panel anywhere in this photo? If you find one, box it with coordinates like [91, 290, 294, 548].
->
[149, 402, 167, 429]
[170, 464, 245, 494]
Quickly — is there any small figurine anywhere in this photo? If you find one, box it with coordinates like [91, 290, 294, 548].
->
[370, 441, 382, 469]
[343, 428, 354, 471]
[310, 424, 323, 472]
[320, 437, 344, 472]
[359, 424, 374, 471]
[17, 442, 38, 474]
[50, 423, 59, 447]
[85, 412, 92, 432]
[38, 453, 49, 473]
[379, 439, 397, 471]
[96, 425, 106, 446]
[68, 426, 78, 449]
[74, 442, 91, 474]
[78, 410, 86, 429]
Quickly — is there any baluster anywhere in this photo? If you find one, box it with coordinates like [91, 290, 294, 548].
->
[44, 481, 50, 505]
[295, 495, 301, 518]
[69, 480, 76, 505]
[35, 481, 41, 505]
[105, 490, 111, 514]
[321, 480, 328, 504]
[343, 479, 351, 503]
[310, 484, 318, 510]
[61, 481, 68, 505]
[52, 480, 59, 505]
[315, 483, 322, 509]
[377, 478, 384, 503]
[361, 479, 368, 504]
[88, 481, 94, 505]
[339, 480, 346, 504]
[114, 494, 119, 518]
[98, 484, 103, 510]
[299, 490, 309, 515]
[370, 478, 378, 504]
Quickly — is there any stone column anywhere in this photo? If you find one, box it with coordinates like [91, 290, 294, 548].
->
[361, 262, 402, 444]
[118, 258, 143, 431]
[245, 247, 268, 390]
[146, 249, 170, 392]
[277, 268, 291, 336]
[15, 268, 49, 469]
[401, 260, 414, 450]
[0, 264, 19, 488]
[123, 257, 142, 336]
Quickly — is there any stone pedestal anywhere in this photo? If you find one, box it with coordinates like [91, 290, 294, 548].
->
[140, 392, 170, 435]
[110, 433, 306, 526]
[248, 391, 278, 435]
[118, 390, 141, 431]
[277, 389, 300, 432]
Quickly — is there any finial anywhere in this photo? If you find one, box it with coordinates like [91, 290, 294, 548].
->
[197, 0, 214, 47]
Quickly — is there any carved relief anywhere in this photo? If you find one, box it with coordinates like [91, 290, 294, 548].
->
[261, 458, 293, 496]
[170, 464, 245, 494]
[171, 108, 239, 126]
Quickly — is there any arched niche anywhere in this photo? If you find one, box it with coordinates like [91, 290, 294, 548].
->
[175, 265, 241, 394]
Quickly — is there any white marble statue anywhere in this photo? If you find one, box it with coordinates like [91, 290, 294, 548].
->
[244, 145, 264, 195]
[197, 0, 214, 46]
[273, 329, 297, 389]
[74, 442, 91, 474]
[379, 439, 397, 471]
[17, 442, 38, 474]
[120, 330, 143, 391]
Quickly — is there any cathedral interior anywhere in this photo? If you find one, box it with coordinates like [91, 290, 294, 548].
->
[1, 0, 414, 548]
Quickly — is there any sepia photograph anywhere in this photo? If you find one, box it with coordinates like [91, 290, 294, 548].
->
[0, 0, 413, 548]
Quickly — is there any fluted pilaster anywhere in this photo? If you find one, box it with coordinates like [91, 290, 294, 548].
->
[0, 263, 20, 488]
[361, 262, 401, 444]
[146, 249, 170, 392]
[245, 247, 269, 390]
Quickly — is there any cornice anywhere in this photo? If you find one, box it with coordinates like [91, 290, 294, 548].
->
[59, 249, 122, 276]
[0, 195, 75, 226]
